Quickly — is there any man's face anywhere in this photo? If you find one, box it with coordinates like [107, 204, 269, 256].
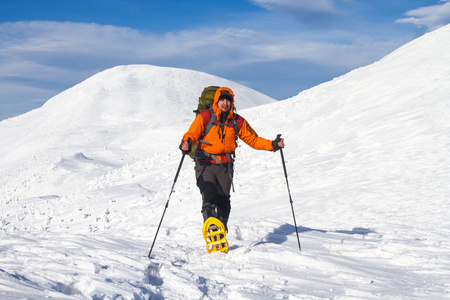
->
[218, 98, 232, 112]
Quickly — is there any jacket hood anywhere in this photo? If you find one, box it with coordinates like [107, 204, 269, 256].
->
[213, 87, 236, 120]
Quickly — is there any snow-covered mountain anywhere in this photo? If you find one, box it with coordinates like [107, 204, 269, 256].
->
[0, 65, 275, 168]
[1, 24, 450, 299]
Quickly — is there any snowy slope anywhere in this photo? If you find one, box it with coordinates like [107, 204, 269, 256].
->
[1, 24, 450, 299]
[0, 65, 274, 169]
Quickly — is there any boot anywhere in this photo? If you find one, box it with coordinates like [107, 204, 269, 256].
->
[202, 206, 217, 222]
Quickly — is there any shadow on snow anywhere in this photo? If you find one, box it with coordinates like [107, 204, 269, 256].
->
[255, 224, 376, 246]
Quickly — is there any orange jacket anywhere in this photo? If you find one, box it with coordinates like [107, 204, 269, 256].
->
[182, 87, 274, 163]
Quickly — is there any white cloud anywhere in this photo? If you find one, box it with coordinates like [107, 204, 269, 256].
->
[0, 20, 413, 117]
[396, 1, 450, 31]
[251, 0, 336, 13]
[249, 0, 340, 27]
[0, 21, 393, 79]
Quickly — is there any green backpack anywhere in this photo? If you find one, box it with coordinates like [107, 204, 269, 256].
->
[189, 86, 219, 158]
[193, 86, 219, 115]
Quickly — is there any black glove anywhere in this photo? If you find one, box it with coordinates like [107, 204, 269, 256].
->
[179, 138, 192, 155]
[272, 134, 283, 152]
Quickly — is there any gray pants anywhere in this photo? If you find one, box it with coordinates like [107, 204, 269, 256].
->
[195, 161, 233, 230]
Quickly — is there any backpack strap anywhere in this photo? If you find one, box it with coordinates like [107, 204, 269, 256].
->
[231, 114, 244, 138]
[204, 108, 216, 137]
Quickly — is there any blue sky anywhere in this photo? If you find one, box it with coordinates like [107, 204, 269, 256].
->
[1, 0, 450, 121]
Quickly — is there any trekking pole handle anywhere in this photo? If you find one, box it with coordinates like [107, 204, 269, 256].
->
[276, 134, 282, 147]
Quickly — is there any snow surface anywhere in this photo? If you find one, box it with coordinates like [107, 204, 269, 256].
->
[1, 24, 450, 299]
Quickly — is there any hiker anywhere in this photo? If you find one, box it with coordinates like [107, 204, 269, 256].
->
[180, 87, 284, 231]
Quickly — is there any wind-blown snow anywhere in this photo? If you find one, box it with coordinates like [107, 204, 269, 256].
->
[1, 24, 450, 299]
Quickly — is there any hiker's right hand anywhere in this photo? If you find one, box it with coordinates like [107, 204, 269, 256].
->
[179, 139, 192, 154]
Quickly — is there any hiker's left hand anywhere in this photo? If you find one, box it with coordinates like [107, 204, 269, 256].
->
[272, 136, 284, 151]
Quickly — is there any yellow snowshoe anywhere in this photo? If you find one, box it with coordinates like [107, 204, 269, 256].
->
[202, 217, 228, 253]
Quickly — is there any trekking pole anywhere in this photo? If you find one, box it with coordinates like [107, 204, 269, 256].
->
[277, 134, 302, 251]
[148, 152, 186, 259]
